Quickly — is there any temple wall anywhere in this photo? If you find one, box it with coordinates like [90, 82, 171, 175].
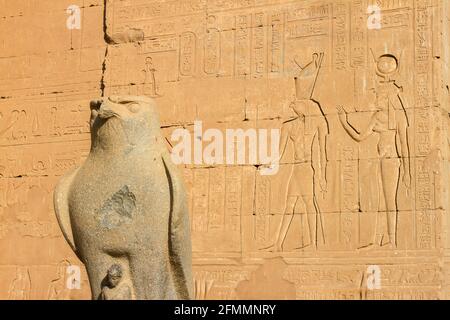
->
[1, 0, 450, 299]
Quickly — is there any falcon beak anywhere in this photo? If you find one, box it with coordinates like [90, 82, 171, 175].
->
[98, 101, 119, 119]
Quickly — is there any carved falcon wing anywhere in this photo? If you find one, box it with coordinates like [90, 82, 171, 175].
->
[53, 167, 79, 257]
[162, 152, 193, 300]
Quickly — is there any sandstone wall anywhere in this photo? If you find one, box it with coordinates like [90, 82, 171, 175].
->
[1, 0, 450, 300]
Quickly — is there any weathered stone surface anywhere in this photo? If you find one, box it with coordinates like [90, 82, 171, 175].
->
[54, 96, 193, 299]
[2, 0, 450, 300]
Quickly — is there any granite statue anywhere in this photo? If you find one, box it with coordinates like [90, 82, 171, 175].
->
[54, 96, 193, 300]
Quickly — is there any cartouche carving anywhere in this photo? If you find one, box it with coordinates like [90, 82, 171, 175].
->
[54, 96, 193, 300]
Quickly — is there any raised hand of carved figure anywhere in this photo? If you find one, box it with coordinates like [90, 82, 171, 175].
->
[336, 105, 348, 124]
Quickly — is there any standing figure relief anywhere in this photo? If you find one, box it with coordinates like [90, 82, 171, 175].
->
[263, 53, 329, 252]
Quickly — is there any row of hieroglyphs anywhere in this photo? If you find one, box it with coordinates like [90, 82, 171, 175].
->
[104, 0, 416, 85]
[2, 262, 90, 300]
[191, 262, 440, 300]
[1, 262, 439, 300]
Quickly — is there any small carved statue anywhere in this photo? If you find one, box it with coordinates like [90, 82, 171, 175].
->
[99, 264, 134, 300]
[54, 96, 193, 300]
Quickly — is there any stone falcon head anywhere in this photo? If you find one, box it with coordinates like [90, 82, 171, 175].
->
[89, 96, 164, 151]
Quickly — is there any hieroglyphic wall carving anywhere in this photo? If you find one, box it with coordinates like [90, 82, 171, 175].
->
[1, 0, 450, 299]
[0, 0, 104, 299]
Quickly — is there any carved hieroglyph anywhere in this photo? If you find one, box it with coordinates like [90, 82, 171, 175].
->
[54, 96, 193, 300]
[2, 0, 450, 300]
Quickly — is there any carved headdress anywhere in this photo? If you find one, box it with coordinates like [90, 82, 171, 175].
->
[294, 52, 324, 100]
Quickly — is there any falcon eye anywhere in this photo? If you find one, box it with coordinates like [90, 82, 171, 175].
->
[128, 103, 140, 113]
